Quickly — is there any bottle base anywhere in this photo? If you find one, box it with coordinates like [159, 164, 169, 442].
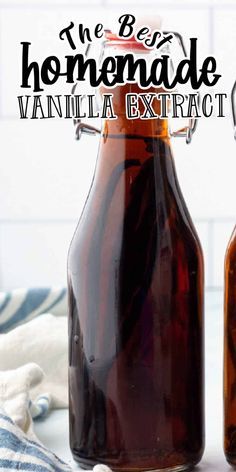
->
[72, 452, 197, 472]
[224, 451, 236, 467]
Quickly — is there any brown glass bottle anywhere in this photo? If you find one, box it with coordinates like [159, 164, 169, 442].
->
[68, 48, 204, 469]
[224, 228, 236, 465]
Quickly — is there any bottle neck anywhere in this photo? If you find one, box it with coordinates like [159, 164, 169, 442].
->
[100, 84, 170, 139]
[103, 117, 169, 139]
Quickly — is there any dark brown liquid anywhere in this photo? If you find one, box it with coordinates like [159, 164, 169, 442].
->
[68, 85, 204, 471]
[224, 228, 236, 465]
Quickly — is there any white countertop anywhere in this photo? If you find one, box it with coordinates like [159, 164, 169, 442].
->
[35, 291, 230, 471]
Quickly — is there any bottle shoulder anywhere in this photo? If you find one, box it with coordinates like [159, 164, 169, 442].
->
[71, 137, 203, 263]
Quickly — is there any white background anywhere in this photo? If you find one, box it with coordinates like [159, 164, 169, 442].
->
[0, 0, 235, 291]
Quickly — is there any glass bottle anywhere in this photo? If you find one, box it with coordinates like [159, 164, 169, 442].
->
[68, 32, 205, 471]
[224, 230, 236, 465]
[224, 81, 236, 465]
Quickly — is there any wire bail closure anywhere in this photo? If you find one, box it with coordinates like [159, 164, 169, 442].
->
[72, 32, 198, 145]
[166, 32, 198, 144]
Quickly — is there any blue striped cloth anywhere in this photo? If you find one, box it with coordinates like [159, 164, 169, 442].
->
[0, 410, 110, 472]
[0, 408, 73, 471]
[0, 288, 67, 333]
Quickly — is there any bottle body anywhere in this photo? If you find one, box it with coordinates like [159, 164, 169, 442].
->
[68, 100, 204, 470]
[224, 227, 236, 465]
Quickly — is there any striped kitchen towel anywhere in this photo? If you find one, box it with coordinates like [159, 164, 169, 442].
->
[0, 288, 67, 333]
[0, 408, 72, 471]
[0, 408, 112, 472]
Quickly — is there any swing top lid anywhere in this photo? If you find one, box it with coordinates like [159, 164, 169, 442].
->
[105, 15, 163, 50]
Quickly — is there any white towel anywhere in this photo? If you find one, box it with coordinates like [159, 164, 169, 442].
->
[0, 314, 68, 409]
[0, 363, 48, 440]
